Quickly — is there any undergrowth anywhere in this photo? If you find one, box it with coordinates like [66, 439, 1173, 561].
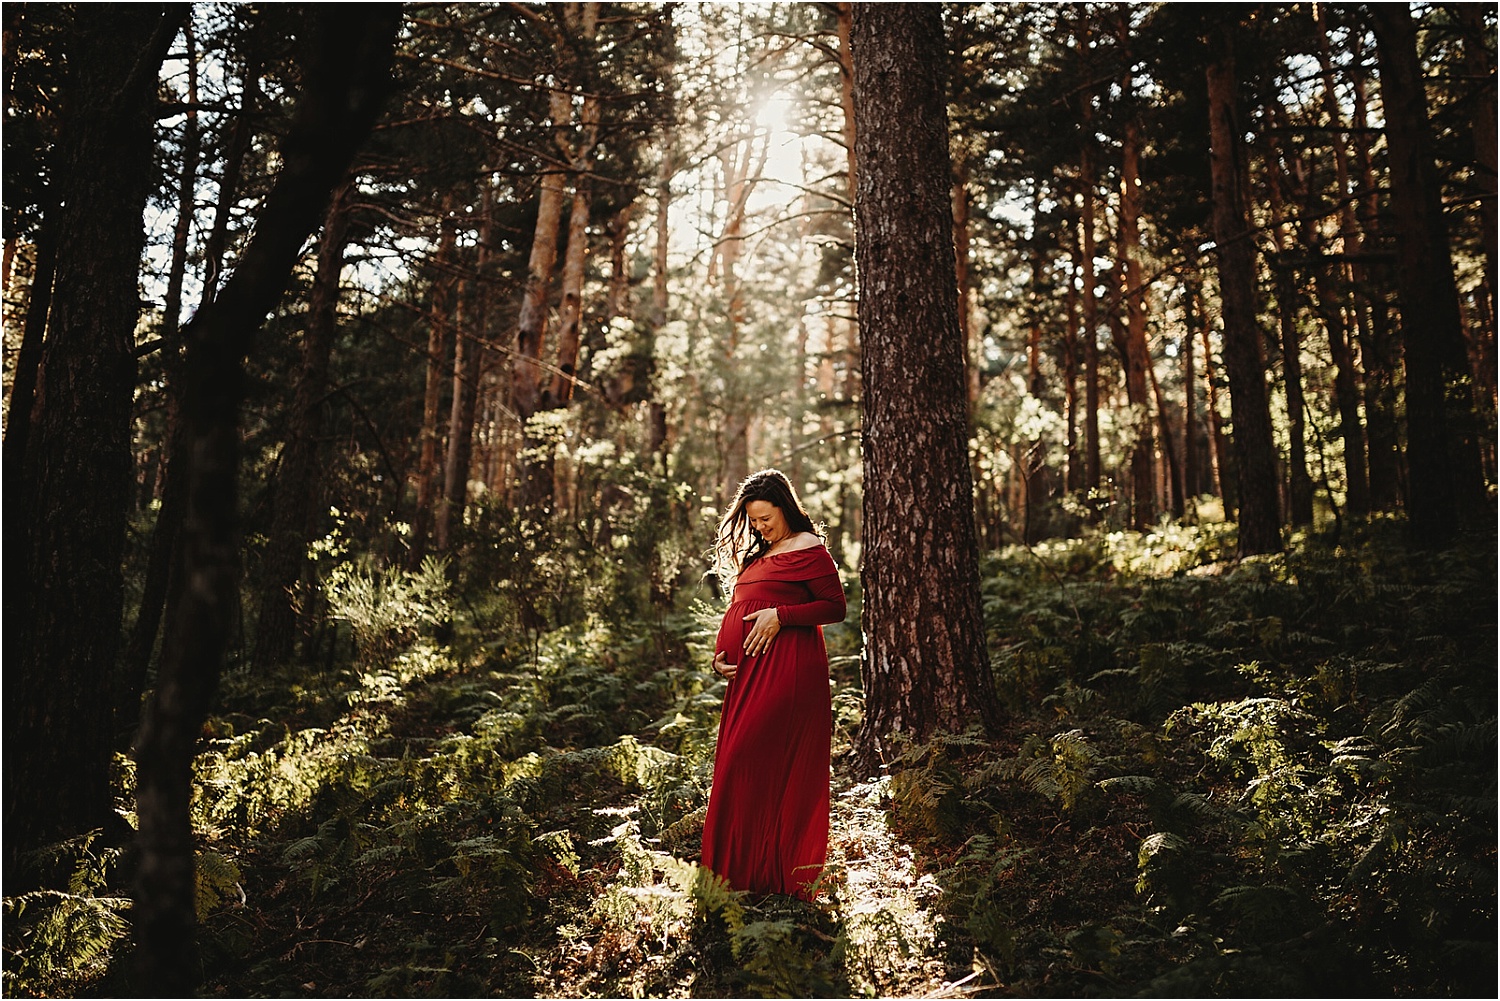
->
[4, 515, 1492, 997]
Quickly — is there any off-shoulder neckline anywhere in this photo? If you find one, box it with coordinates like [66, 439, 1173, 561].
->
[765, 538, 826, 557]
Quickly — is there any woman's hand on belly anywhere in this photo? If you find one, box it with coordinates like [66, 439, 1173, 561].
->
[741, 606, 781, 657]
[713, 651, 739, 680]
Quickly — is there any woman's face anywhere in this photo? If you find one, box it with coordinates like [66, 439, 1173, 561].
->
[745, 499, 789, 545]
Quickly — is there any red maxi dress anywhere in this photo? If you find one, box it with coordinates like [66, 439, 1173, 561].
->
[702, 545, 846, 898]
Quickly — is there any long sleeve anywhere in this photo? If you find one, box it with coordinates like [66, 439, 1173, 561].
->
[776, 572, 846, 627]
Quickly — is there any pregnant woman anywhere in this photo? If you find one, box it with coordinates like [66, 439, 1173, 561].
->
[702, 469, 846, 899]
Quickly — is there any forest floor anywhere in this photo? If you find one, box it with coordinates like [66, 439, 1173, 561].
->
[6, 517, 1494, 998]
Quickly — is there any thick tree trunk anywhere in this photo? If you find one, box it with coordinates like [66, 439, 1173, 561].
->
[851, 2, 1000, 769]
[253, 182, 354, 668]
[1207, 26, 1281, 556]
[130, 11, 397, 991]
[409, 209, 457, 565]
[4, 5, 182, 883]
[1457, 4, 1497, 338]
[1370, 6, 1490, 546]
[1, 221, 55, 485]
[545, 98, 600, 411]
[514, 89, 572, 429]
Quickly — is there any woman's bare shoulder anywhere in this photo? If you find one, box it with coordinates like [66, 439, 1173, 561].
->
[779, 532, 823, 553]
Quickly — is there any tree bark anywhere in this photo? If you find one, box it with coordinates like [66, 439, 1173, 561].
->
[514, 90, 572, 430]
[253, 180, 355, 668]
[1080, 139, 1102, 498]
[123, 24, 264, 737]
[545, 95, 600, 410]
[1370, 5, 1490, 546]
[4, 5, 182, 883]
[409, 207, 457, 565]
[1207, 24, 1281, 556]
[0, 219, 55, 488]
[439, 190, 492, 541]
[1349, 48, 1403, 512]
[1119, 113, 1157, 530]
[1274, 261, 1315, 527]
[1182, 292, 1199, 500]
[851, 2, 1000, 769]
[131, 9, 398, 991]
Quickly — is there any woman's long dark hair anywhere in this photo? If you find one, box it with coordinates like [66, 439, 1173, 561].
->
[712, 468, 819, 589]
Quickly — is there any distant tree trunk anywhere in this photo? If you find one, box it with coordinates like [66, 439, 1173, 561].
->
[123, 29, 263, 737]
[1274, 261, 1315, 527]
[851, 2, 1000, 770]
[545, 98, 600, 411]
[1349, 49, 1403, 512]
[1064, 222, 1082, 493]
[253, 181, 354, 668]
[515, 89, 572, 430]
[953, 162, 978, 407]
[1370, 6, 1490, 546]
[1313, 270, 1371, 517]
[647, 120, 673, 464]
[440, 192, 492, 541]
[409, 208, 457, 565]
[117, 22, 203, 734]
[1119, 113, 1157, 530]
[131, 10, 397, 992]
[1313, 8, 1371, 519]
[1201, 313, 1233, 516]
[1261, 130, 1315, 529]
[1182, 296, 1199, 501]
[4, 5, 182, 883]
[1148, 355, 1185, 519]
[1207, 25, 1281, 556]
[1080, 142, 1102, 498]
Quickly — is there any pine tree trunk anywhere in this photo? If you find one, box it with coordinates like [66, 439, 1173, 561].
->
[1207, 25, 1281, 556]
[1064, 225, 1081, 493]
[514, 88, 572, 429]
[1370, 6, 1490, 546]
[545, 98, 599, 411]
[1314, 271, 1370, 517]
[851, 2, 1000, 770]
[440, 197, 492, 541]
[1080, 141, 1102, 498]
[1274, 262, 1315, 527]
[4, 5, 182, 881]
[1349, 52, 1403, 512]
[1182, 298, 1199, 500]
[1119, 114, 1157, 530]
[122, 30, 263, 736]
[1201, 314, 1233, 516]
[131, 11, 397, 990]
[253, 181, 354, 668]
[1, 220, 54, 486]
[409, 208, 457, 565]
